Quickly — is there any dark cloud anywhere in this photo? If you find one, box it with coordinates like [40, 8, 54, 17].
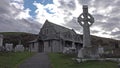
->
[63, 0, 120, 39]
[58, 0, 76, 10]
[110, 31, 120, 36]
[78, 0, 91, 5]
[0, 15, 42, 34]
[64, 17, 83, 33]
[91, 30, 99, 34]
[0, 0, 120, 39]
[114, 35, 120, 40]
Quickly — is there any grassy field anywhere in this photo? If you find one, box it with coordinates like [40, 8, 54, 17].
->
[0, 52, 34, 68]
[48, 53, 118, 68]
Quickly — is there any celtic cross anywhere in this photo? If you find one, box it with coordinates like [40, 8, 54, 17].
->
[78, 5, 94, 47]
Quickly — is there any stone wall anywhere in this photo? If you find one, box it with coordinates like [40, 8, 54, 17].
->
[44, 41, 51, 52]
[29, 43, 38, 52]
[52, 40, 61, 52]
[43, 40, 63, 53]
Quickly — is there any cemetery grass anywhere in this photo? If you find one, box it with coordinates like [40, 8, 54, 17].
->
[0, 52, 34, 68]
[48, 53, 118, 68]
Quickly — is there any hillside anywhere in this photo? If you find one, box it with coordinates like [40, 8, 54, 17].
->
[91, 35, 120, 49]
[0, 32, 38, 48]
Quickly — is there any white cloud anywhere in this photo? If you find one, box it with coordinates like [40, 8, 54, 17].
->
[31, 0, 120, 39]
[10, 2, 24, 9]
[33, 1, 66, 25]
[10, 0, 32, 19]
[112, 28, 120, 32]
[0, 0, 41, 34]
[15, 8, 32, 19]
[0, 0, 120, 40]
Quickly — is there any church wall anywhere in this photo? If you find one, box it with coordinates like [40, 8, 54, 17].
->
[29, 42, 39, 52]
[52, 40, 61, 52]
[59, 40, 63, 52]
[44, 41, 51, 52]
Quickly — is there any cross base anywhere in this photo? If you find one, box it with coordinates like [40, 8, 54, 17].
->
[78, 46, 100, 58]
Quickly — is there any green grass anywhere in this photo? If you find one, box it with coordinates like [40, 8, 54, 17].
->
[48, 53, 118, 68]
[0, 52, 34, 68]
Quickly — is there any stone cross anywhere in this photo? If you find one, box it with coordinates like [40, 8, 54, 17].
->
[78, 5, 94, 58]
[78, 5, 94, 48]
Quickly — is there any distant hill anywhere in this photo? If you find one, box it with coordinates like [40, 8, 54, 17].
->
[0, 32, 38, 48]
[91, 35, 120, 48]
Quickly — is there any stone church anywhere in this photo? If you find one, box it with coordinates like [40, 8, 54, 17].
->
[29, 20, 83, 53]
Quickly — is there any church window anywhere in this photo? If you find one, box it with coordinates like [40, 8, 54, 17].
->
[48, 40, 51, 47]
[115, 42, 119, 48]
[46, 28, 48, 34]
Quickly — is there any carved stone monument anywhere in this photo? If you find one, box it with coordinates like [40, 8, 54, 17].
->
[78, 5, 95, 58]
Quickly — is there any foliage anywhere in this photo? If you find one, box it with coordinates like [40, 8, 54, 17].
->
[48, 53, 118, 68]
[0, 32, 37, 48]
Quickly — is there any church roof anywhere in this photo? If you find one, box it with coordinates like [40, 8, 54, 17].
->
[45, 20, 75, 34]
[39, 20, 82, 43]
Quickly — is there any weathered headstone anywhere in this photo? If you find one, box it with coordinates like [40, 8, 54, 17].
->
[0, 35, 3, 46]
[5, 43, 13, 51]
[0, 35, 5, 51]
[78, 5, 95, 58]
[78, 48, 84, 58]
[15, 45, 24, 52]
[63, 47, 70, 54]
[98, 45, 104, 55]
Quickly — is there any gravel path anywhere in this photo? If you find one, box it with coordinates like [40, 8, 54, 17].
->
[18, 53, 52, 68]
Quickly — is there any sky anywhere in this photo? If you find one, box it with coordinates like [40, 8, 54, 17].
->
[0, 0, 120, 40]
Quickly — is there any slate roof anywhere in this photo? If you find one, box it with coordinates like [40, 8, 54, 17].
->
[39, 20, 82, 43]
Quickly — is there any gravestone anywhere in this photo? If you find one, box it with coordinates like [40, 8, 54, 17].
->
[98, 45, 104, 55]
[5, 43, 13, 51]
[0, 35, 4, 51]
[63, 47, 70, 54]
[15, 45, 24, 52]
[0, 35, 3, 46]
[78, 5, 97, 58]
[78, 48, 84, 58]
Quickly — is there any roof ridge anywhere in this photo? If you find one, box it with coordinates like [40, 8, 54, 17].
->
[45, 20, 72, 31]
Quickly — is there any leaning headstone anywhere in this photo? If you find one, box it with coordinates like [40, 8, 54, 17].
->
[5, 43, 13, 51]
[15, 45, 24, 52]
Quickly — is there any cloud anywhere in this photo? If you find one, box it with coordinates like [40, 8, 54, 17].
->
[31, 0, 120, 39]
[0, 0, 42, 34]
[0, 0, 120, 40]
